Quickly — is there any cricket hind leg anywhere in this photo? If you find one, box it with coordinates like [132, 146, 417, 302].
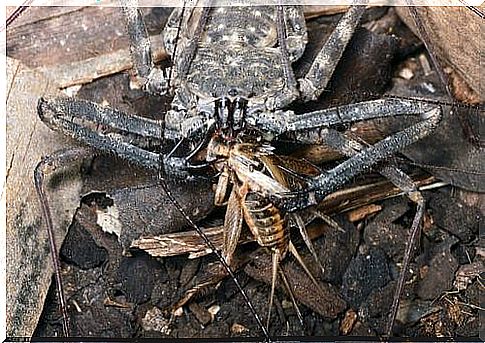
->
[34, 146, 94, 337]
[267, 240, 329, 333]
[273, 254, 305, 330]
[169, 187, 243, 311]
[267, 248, 304, 334]
[266, 247, 304, 332]
[166, 191, 244, 311]
[296, 208, 347, 270]
[290, 213, 326, 276]
[267, 249, 282, 331]
[303, 128, 426, 336]
[156, 178, 270, 339]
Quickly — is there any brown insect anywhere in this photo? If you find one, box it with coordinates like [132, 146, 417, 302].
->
[132, 129, 441, 334]
[132, 122, 445, 334]
[172, 131, 337, 329]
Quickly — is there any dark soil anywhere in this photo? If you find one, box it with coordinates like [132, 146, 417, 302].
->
[34, 186, 483, 339]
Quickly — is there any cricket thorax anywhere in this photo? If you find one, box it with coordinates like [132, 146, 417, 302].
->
[209, 138, 290, 199]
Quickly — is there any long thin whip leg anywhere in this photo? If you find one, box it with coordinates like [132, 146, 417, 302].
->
[33, 147, 92, 336]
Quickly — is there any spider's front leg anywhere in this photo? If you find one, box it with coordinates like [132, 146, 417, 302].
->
[37, 96, 202, 178]
[249, 98, 442, 210]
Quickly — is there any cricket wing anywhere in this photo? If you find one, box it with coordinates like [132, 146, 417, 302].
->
[259, 154, 320, 191]
[222, 187, 244, 266]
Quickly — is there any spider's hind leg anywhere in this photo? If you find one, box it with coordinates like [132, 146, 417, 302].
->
[298, 5, 366, 101]
[120, 0, 171, 95]
[300, 127, 426, 336]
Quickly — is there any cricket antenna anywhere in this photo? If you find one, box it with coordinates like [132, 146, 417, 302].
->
[156, 155, 271, 341]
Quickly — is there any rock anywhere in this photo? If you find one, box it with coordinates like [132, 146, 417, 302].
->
[341, 247, 391, 309]
[363, 199, 411, 263]
[60, 221, 107, 269]
[118, 254, 165, 305]
[429, 190, 480, 243]
[417, 237, 459, 300]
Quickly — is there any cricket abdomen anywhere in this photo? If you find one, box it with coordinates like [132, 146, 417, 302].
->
[243, 192, 289, 257]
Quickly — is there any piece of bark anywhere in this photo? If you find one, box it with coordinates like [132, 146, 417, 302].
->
[8, 5, 483, 97]
[7, 6, 170, 88]
[396, 6, 484, 101]
[7, 6, 130, 69]
[304, 5, 350, 19]
[347, 204, 382, 222]
[5, 57, 84, 336]
[132, 174, 437, 260]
